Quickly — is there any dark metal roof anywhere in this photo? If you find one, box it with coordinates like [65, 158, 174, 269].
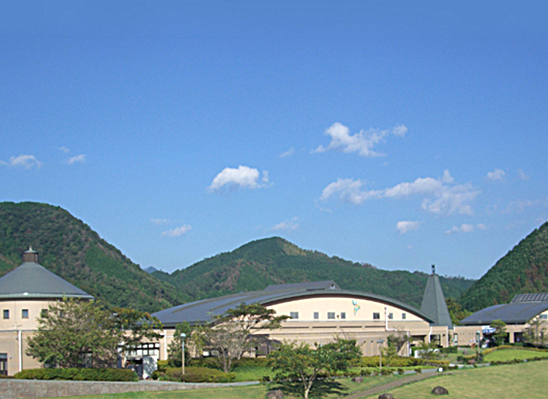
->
[263, 280, 339, 292]
[461, 302, 548, 325]
[152, 282, 434, 328]
[511, 293, 548, 303]
[0, 261, 94, 300]
[420, 271, 453, 329]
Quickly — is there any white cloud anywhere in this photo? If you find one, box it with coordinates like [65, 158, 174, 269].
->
[503, 197, 548, 214]
[396, 220, 422, 234]
[59, 146, 70, 153]
[445, 223, 487, 234]
[518, 169, 530, 181]
[208, 165, 269, 192]
[67, 154, 86, 164]
[312, 122, 407, 157]
[162, 225, 192, 237]
[321, 170, 479, 216]
[3, 155, 43, 169]
[486, 168, 506, 181]
[270, 217, 299, 232]
[280, 147, 295, 158]
[151, 218, 170, 225]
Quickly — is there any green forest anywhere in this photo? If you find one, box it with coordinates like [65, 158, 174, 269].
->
[459, 221, 548, 311]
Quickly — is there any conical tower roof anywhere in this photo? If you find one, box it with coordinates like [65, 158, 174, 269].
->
[0, 247, 93, 300]
[420, 265, 453, 329]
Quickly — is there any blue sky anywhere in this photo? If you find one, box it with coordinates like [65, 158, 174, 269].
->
[1, 1, 547, 279]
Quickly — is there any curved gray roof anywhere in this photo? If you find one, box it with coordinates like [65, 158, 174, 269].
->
[152, 281, 434, 327]
[0, 261, 94, 300]
[461, 302, 548, 325]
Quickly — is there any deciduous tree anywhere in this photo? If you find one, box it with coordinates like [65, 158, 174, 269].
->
[268, 338, 361, 399]
[197, 303, 288, 373]
[523, 316, 548, 348]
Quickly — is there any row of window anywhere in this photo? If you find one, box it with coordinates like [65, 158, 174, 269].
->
[289, 311, 407, 320]
[3, 309, 29, 319]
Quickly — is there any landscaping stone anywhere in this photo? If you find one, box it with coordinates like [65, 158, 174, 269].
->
[378, 394, 394, 399]
[266, 389, 284, 399]
[352, 376, 364, 383]
[432, 386, 449, 395]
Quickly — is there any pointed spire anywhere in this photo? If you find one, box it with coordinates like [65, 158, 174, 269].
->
[421, 265, 453, 328]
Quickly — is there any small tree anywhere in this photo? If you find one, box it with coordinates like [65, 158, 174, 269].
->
[197, 303, 289, 372]
[27, 299, 163, 369]
[523, 316, 548, 348]
[168, 322, 194, 367]
[415, 340, 440, 360]
[269, 338, 361, 399]
[27, 299, 120, 368]
[490, 319, 507, 346]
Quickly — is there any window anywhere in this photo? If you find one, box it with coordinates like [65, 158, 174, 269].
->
[2, 310, 8, 319]
[313, 312, 319, 320]
[327, 312, 335, 319]
[388, 313, 393, 320]
[22, 309, 29, 319]
[373, 312, 380, 320]
[340, 312, 346, 320]
[290, 312, 299, 320]
[540, 314, 547, 320]
[0, 353, 7, 376]
[41, 309, 48, 317]
[402, 313, 407, 320]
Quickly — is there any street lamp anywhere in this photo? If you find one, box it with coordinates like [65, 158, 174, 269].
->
[377, 339, 385, 372]
[475, 331, 480, 360]
[181, 333, 186, 376]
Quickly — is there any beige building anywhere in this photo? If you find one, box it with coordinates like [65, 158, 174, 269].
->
[152, 269, 454, 359]
[0, 248, 94, 376]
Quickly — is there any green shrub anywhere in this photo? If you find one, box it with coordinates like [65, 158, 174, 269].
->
[188, 358, 220, 369]
[360, 368, 372, 376]
[439, 347, 458, 354]
[397, 368, 405, 375]
[157, 360, 169, 372]
[182, 367, 236, 383]
[14, 368, 137, 381]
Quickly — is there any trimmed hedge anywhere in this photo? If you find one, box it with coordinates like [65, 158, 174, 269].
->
[155, 366, 236, 383]
[14, 368, 137, 381]
[358, 356, 448, 368]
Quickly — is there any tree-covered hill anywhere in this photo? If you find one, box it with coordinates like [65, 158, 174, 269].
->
[459, 221, 548, 312]
[0, 202, 187, 312]
[157, 236, 474, 309]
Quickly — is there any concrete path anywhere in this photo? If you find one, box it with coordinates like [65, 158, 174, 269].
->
[345, 371, 451, 399]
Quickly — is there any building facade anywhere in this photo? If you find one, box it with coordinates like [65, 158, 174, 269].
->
[0, 248, 93, 376]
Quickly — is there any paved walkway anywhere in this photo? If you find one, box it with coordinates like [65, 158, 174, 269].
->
[345, 371, 451, 399]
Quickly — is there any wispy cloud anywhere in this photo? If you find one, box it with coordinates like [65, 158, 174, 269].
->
[270, 217, 299, 232]
[486, 168, 506, 182]
[321, 170, 479, 216]
[1, 155, 43, 169]
[208, 165, 269, 192]
[518, 169, 530, 181]
[67, 154, 86, 164]
[162, 225, 192, 237]
[280, 147, 295, 158]
[151, 218, 170, 225]
[503, 197, 548, 214]
[445, 223, 487, 234]
[59, 146, 70, 153]
[312, 122, 407, 157]
[396, 220, 422, 234]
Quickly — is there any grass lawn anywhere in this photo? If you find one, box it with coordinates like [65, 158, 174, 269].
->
[49, 374, 407, 399]
[365, 360, 548, 399]
[483, 348, 548, 362]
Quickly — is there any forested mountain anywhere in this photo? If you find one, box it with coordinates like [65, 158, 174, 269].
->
[156, 237, 474, 309]
[459, 221, 548, 312]
[0, 202, 187, 312]
[0, 201, 475, 313]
